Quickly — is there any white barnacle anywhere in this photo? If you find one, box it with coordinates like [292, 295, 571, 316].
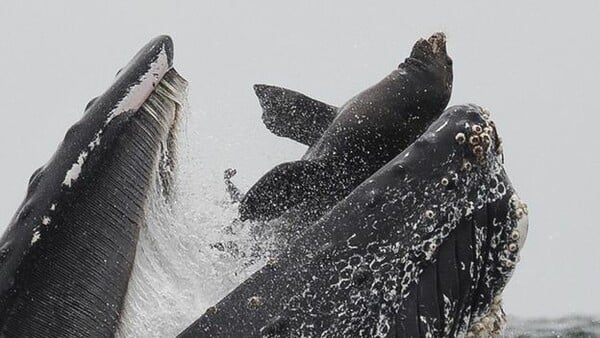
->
[482, 108, 491, 118]
[521, 202, 529, 213]
[463, 160, 472, 171]
[515, 212, 529, 250]
[481, 133, 491, 145]
[471, 322, 484, 332]
[508, 243, 518, 253]
[510, 230, 520, 241]
[266, 257, 278, 267]
[455, 132, 466, 144]
[515, 208, 525, 219]
[424, 210, 435, 219]
[440, 177, 449, 186]
[247, 296, 262, 309]
[205, 306, 218, 315]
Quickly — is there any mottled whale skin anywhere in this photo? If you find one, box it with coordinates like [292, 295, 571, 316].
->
[237, 33, 453, 233]
[0, 36, 186, 337]
[180, 105, 528, 337]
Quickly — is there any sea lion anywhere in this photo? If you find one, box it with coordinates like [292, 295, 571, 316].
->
[236, 33, 453, 241]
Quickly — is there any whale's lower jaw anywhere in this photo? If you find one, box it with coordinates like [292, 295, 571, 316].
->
[178, 104, 528, 338]
[394, 172, 526, 337]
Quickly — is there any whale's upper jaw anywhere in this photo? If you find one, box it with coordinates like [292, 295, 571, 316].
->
[15, 35, 185, 212]
[85, 35, 174, 121]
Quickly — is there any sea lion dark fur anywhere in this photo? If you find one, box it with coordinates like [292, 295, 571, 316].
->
[237, 33, 453, 240]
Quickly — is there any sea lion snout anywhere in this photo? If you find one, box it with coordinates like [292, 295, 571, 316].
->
[411, 32, 447, 57]
[407, 33, 452, 79]
[427, 32, 447, 54]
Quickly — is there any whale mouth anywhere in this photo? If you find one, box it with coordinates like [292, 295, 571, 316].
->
[63, 36, 188, 200]
[81, 35, 187, 198]
[0, 36, 188, 337]
[147, 68, 188, 198]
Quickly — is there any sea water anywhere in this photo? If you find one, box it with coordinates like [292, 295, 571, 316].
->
[506, 316, 600, 337]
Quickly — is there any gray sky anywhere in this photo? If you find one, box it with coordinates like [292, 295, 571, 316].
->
[0, 1, 598, 318]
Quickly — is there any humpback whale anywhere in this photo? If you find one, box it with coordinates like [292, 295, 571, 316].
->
[179, 105, 528, 337]
[0, 36, 187, 337]
[235, 33, 453, 237]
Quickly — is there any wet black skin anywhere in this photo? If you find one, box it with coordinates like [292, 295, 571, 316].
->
[179, 105, 522, 337]
[239, 33, 453, 238]
[0, 36, 179, 337]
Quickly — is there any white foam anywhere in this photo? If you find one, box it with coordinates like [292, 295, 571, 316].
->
[117, 110, 269, 337]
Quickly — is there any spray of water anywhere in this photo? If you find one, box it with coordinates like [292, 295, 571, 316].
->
[116, 103, 270, 337]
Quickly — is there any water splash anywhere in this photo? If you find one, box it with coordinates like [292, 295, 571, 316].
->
[505, 316, 600, 337]
[117, 108, 269, 337]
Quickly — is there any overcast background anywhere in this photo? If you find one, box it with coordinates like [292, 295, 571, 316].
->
[0, 2, 598, 319]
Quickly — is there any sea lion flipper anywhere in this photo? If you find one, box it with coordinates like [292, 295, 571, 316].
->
[254, 84, 337, 146]
[238, 160, 328, 221]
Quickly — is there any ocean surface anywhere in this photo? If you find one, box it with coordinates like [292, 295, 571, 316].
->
[506, 317, 600, 337]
